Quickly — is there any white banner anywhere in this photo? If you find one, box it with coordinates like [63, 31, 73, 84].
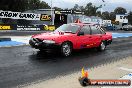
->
[116, 14, 128, 23]
[0, 10, 41, 20]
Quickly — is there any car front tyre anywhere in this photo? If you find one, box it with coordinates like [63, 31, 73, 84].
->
[61, 42, 72, 56]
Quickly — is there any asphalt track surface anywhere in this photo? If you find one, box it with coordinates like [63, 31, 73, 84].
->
[0, 31, 132, 88]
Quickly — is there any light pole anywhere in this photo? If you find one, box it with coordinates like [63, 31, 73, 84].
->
[101, 0, 105, 14]
[101, 6, 103, 15]
[51, 0, 54, 25]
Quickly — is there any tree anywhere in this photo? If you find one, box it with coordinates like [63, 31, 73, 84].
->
[79, 6, 85, 12]
[84, 3, 92, 16]
[0, 0, 29, 12]
[101, 11, 110, 20]
[73, 4, 80, 10]
[109, 12, 116, 21]
[28, 0, 50, 10]
[84, 3, 98, 16]
[64, 8, 69, 10]
[96, 11, 101, 17]
[114, 7, 127, 14]
[38, 1, 50, 9]
[0, 0, 50, 12]
[53, 7, 62, 10]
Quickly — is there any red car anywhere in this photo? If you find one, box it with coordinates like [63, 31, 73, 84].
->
[29, 23, 112, 56]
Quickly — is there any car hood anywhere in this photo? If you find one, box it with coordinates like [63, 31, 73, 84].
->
[32, 32, 71, 40]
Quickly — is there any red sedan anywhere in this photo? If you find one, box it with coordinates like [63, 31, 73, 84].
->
[29, 23, 112, 56]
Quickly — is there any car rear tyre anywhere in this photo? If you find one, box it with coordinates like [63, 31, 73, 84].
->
[61, 42, 72, 56]
[97, 41, 106, 51]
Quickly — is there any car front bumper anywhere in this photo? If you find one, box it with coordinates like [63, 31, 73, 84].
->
[29, 38, 61, 50]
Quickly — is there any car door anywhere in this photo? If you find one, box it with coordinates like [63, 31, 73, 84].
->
[76, 25, 93, 49]
[90, 25, 103, 47]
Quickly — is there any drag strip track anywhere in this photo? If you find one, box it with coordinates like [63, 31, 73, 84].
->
[0, 37, 132, 88]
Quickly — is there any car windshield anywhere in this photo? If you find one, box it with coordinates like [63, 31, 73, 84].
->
[54, 24, 80, 34]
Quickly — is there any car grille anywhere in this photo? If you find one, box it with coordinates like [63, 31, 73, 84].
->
[32, 38, 42, 43]
[29, 38, 43, 48]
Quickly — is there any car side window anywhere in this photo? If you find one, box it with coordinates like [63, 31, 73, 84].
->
[80, 26, 91, 35]
[90, 26, 101, 34]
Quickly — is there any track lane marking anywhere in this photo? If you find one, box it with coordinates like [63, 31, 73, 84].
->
[118, 67, 132, 72]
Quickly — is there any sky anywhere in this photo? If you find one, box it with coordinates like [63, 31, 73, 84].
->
[41, 0, 132, 12]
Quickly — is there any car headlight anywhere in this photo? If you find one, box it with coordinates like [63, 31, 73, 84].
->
[43, 40, 55, 44]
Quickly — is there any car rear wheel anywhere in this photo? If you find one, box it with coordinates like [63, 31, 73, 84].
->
[61, 42, 72, 56]
[97, 41, 106, 51]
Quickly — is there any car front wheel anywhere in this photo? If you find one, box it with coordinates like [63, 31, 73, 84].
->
[61, 42, 72, 56]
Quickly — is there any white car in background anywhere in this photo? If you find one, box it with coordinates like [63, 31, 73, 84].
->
[123, 25, 132, 31]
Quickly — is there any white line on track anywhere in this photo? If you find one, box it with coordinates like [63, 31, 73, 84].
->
[118, 67, 132, 72]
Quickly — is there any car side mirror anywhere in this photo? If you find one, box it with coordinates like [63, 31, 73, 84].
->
[77, 31, 84, 36]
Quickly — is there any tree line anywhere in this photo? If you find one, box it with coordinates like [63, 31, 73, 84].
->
[0, 0, 50, 12]
[0, 0, 132, 24]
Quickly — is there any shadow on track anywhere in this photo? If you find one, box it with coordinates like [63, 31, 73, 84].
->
[28, 48, 105, 65]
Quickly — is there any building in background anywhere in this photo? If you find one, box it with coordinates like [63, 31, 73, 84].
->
[81, 16, 103, 25]
[115, 14, 128, 29]
[116, 14, 128, 24]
